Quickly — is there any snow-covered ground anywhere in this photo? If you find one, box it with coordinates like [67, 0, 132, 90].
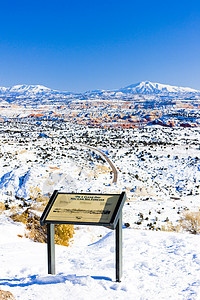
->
[0, 212, 200, 300]
[0, 122, 200, 299]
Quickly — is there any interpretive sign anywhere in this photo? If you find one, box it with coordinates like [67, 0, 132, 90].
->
[40, 191, 126, 229]
[40, 191, 126, 282]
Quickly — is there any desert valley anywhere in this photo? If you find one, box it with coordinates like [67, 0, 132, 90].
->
[0, 81, 200, 299]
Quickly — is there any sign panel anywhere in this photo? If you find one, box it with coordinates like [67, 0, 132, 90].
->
[40, 191, 126, 229]
[46, 193, 119, 223]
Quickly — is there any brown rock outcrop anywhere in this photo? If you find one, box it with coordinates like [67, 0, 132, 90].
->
[0, 290, 16, 300]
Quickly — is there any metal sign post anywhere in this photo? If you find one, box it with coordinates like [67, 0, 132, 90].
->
[41, 191, 126, 282]
[116, 211, 122, 282]
[47, 223, 55, 275]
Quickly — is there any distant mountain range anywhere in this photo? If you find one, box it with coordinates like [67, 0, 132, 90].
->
[119, 81, 200, 95]
[0, 81, 199, 104]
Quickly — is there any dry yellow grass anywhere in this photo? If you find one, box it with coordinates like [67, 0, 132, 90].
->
[95, 164, 111, 174]
[161, 221, 181, 233]
[160, 211, 200, 234]
[29, 186, 42, 200]
[0, 202, 5, 212]
[11, 208, 74, 246]
[179, 211, 200, 234]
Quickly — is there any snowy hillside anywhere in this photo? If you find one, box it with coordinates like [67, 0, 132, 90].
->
[0, 212, 200, 300]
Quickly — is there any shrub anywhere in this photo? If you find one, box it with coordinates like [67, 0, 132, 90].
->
[54, 224, 74, 247]
[11, 208, 30, 224]
[25, 211, 48, 243]
[29, 186, 42, 200]
[11, 209, 74, 246]
[0, 202, 5, 212]
[29, 187, 49, 204]
[179, 211, 200, 234]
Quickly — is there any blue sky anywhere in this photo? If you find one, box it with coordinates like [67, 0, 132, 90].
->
[0, 0, 200, 92]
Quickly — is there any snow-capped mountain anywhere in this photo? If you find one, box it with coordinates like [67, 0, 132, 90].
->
[0, 84, 71, 97]
[82, 81, 200, 99]
[8, 85, 52, 95]
[119, 81, 200, 95]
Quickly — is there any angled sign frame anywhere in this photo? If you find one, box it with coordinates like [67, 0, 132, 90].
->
[40, 191, 126, 282]
[40, 191, 126, 230]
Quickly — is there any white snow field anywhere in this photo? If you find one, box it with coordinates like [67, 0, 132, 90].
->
[0, 212, 200, 300]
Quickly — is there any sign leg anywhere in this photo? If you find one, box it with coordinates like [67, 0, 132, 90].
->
[116, 211, 122, 282]
[47, 223, 55, 274]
